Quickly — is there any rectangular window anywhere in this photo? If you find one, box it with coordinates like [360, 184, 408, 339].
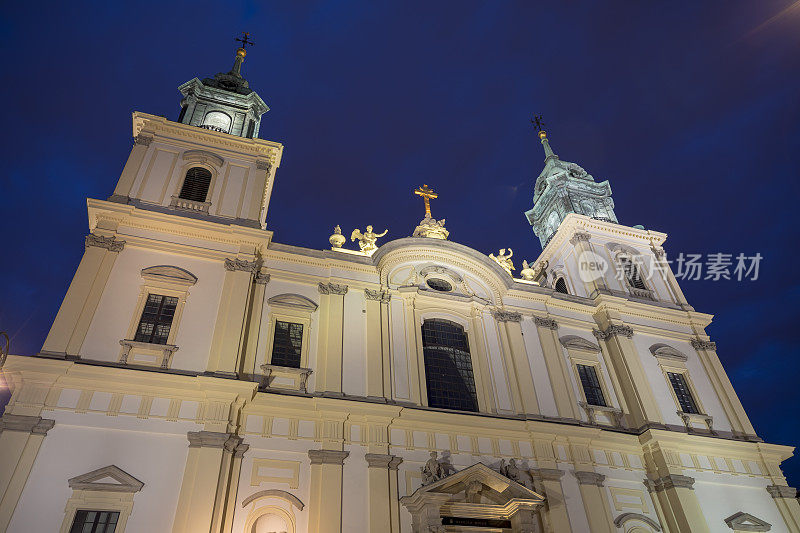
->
[69, 509, 120, 533]
[270, 321, 304, 368]
[667, 372, 700, 414]
[134, 294, 178, 345]
[577, 364, 607, 407]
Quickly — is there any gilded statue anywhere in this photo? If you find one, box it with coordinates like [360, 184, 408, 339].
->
[351, 225, 387, 254]
[490, 248, 514, 275]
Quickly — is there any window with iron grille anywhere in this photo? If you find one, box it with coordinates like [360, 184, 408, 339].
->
[620, 257, 647, 290]
[667, 372, 700, 414]
[69, 509, 120, 533]
[134, 294, 178, 345]
[421, 319, 478, 412]
[270, 321, 304, 368]
[577, 364, 607, 407]
[178, 167, 212, 202]
[554, 277, 569, 294]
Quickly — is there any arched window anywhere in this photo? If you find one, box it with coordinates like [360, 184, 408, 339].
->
[554, 277, 569, 294]
[421, 319, 477, 412]
[619, 257, 647, 290]
[202, 111, 232, 133]
[178, 167, 212, 202]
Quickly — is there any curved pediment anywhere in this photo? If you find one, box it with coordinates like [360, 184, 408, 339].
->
[141, 265, 198, 286]
[614, 512, 662, 531]
[649, 343, 688, 362]
[267, 293, 318, 311]
[559, 335, 600, 352]
[182, 149, 224, 168]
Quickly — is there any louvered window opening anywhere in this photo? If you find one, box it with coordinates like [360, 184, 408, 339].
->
[621, 258, 647, 290]
[577, 364, 607, 407]
[134, 294, 178, 345]
[178, 167, 212, 202]
[554, 277, 569, 294]
[270, 321, 304, 368]
[70, 509, 120, 533]
[422, 319, 478, 412]
[667, 372, 700, 414]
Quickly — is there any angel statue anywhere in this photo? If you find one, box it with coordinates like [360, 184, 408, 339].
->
[489, 248, 514, 275]
[351, 225, 388, 254]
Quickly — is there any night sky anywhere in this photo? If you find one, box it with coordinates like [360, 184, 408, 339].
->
[1, 2, 799, 485]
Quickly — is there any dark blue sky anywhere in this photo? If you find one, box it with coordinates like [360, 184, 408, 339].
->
[1, 1, 799, 483]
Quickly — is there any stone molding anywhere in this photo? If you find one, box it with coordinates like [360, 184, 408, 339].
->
[85, 233, 125, 252]
[242, 489, 304, 510]
[134, 134, 153, 146]
[533, 316, 559, 330]
[593, 324, 634, 340]
[614, 513, 662, 531]
[119, 339, 179, 368]
[318, 282, 348, 295]
[224, 258, 259, 273]
[529, 468, 565, 481]
[0, 414, 55, 435]
[574, 470, 605, 486]
[365, 453, 402, 469]
[256, 160, 271, 171]
[364, 288, 391, 303]
[308, 449, 350, 465]
[647, 474, 695, 492]
[569, 231, 592, 245]
[254, 271, 271, 285]
[187, 430, 239, 449]
[766, 484, 797, 499]
[492, 310, 523, 323]
[233, 443, 250, 458]
[68, 465, 144, 493]
[691, 338, 717, 351]
[724, 511, 772, 531]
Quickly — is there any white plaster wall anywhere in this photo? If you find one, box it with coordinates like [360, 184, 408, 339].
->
[79, 247, 224, 372]
[342, 290, 367, 397]
[9, 413, 191, 533]
[341, 445, 369, 533]
[692, 475, 789, 532]
[520, 317, 559, 417]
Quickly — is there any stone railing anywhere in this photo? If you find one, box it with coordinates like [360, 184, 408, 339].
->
[170, 195, 211, 213]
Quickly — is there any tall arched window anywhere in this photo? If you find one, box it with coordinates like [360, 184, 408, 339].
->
[554, 277, 569, 294]
[178, 167, 212, 202]
[421, 319, 478, 412]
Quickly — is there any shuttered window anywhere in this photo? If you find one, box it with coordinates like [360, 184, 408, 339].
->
[134, 294, 178, 345]
[577, 364, 607, 407]
[178, 167, 212, 202]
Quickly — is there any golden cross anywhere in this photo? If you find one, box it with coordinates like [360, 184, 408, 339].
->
[414, 184, 438, 218]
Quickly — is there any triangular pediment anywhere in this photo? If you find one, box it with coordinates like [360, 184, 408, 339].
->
[725, 511, 772, 531]
[414, 463, 544, 503]
[68, 465, 144, 493]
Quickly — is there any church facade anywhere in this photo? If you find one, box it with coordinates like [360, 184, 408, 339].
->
[1, 45, 799, 533]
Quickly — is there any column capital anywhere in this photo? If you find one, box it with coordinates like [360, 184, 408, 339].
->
[308, 449, 349, 465]
[256, 160, 271, 171]
[133, 134, 153, 146]
[766, 484, 797, 499]
[224, 258, 259, 273]
[533, 316, 559, 330]
[233, 443, 250, 458]
[593, 324, 634, 340]
[365, 453, 402, 468]
[691, 338, 717, 351]
[254, 272, 271, 285]
[529, 467, 565, 481]
[187, 430, 235, 448]
[0, 414, 55, 435]
[364, 288, 391, 303]
[569, 231, 592, 245]
[492, 310, 522, 323]
[574, 470, 605, 486]
[646, 474, 695, 492]
[319, 282, 348, 295]
[85, 233, 125, 252]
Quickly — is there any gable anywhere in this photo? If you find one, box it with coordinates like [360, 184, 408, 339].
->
[68, 465, 144, 493]
[414, 463, 544, 502]
[724, 511, 772, 532]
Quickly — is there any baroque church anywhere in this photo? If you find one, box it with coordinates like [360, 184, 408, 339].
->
[1, 42, 799, 533]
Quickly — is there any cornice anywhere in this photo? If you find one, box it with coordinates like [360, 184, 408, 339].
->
[0, 414, 55, 435]
[308, 449, 349, 465]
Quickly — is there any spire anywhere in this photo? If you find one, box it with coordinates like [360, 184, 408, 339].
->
[230, 32, 255, 78]
[524, 117, 618, 248]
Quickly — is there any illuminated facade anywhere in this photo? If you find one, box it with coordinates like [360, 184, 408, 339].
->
[1, 46, 799, 533]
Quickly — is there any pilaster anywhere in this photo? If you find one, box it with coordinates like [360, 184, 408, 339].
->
[644, 474, 709, 533]
[592, 315, 662, 427]
[569, 231, 611, 298]
[494, 311, 540, 415]
[207, 257, 258, 375]
[766, 485, 800, 531]
[41, 233, 125, 357]
[308, 449, 349, 533]
[365, 454, 403, 533]
[317, 283, 347, 395]
[364, 289, 390, 400]
[0, 414, 55, 531]
[109, 134, 152, 201]
[533, 316, 580, 419]
[529, 468, 571, 533]
[574, 470, 615, 533]
[241, 271, 270, 376]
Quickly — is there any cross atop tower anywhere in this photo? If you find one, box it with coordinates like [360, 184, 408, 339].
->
[531, 114, 547, 139]
[414, 184, 438, 219]
[235, 32, 255, 50]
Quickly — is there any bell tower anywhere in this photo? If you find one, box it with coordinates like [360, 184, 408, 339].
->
[177, 32, 268, 139]
[524, 121, 618, 248]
